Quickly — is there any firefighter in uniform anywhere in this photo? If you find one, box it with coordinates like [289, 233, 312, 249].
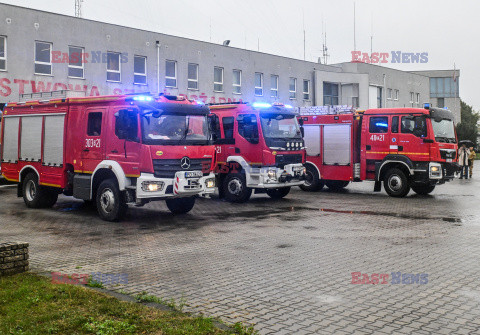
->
[468, 147, 476, 178]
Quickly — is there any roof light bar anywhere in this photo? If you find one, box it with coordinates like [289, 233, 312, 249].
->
[252, 102, 272, 108]
[133, 95, 153, 102]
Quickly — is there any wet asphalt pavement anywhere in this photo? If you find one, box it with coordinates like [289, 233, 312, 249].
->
[1, 167, 480, 334]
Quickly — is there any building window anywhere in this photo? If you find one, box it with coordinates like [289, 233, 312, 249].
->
[107, 52, 121, 82]
[323, 82, 338, 105]
[233, 69, 241, 94]
[68, 46, 84, 78]
[270, 75, 279, 98]
[394, 89, 399, 101]
[133, 56, 147, 85]
[0, 36, 6, 71]
[352, 97, 359, 108]
[377, 87, 383, 108]
[188, 63, 199, 90]
[437, 97, 445, 108]
[303, 80, 311, 100]
[416, 93, 420, 104]
[289, 78, 296, 99]
[430, 77, 459, 98]
[214, 67, 224, 92]
[410, 92, 414, 106]
[387, 88, 392, 100]
[255, 72, 263, 96]
[35, 41, 52, 75]
[165, 60, 177, 87]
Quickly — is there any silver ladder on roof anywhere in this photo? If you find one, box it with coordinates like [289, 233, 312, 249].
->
[19, 90, 86, 102]
[296, 105, 356, 115]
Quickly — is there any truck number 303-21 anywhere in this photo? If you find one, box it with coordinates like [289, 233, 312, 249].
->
[86, 138, 101, 148]
[370, 134, 385, 142]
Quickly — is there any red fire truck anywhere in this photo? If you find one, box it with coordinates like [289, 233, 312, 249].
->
[299, 104, 458, 197]
[0, 92, 217, 221]
[208, 102, 306, 202]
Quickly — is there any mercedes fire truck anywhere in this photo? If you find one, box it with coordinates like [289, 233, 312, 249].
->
[0, 92, 217, 221]
[299, 104, 458, 197]
[209, 102, 306, 202]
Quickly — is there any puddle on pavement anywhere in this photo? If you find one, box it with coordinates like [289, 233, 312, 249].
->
[318, 208, 461, 223]
[276, 243, 293, 248]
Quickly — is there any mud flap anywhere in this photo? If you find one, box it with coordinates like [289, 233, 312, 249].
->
[374, 181, 382, 192]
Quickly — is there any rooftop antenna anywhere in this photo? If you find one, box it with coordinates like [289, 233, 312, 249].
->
[303, 10, 306, 61]
[353, 1, 356, 52]
[75, 0, 83, 18]
[322, 20, 329, 65]
[370, 12, 373, 55]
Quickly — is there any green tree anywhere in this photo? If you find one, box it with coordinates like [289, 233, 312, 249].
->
[456, 100, 479, 146]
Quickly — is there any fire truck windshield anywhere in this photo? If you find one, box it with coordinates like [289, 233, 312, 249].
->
[431, 118, 456, 143]
[141, 113, 210, 145]
[260, 113, 301, 139]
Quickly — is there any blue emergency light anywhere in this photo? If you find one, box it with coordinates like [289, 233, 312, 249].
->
[133, 95, 153, 102]
[423, 103, 431, 109]
[252, 102, 272, 108]
[284, 104, 293, 109]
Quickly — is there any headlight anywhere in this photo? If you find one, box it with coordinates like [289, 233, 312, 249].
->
[267, 169, 277, 180]
[206, 178, 216, 188]
[287, 142, 290, 147]
[141, 181, 164, 192]
[429, 163, 442, 179]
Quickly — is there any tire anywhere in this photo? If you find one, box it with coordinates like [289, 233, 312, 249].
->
[95, 179, 128, 222]
[223, 172, 252, 203]
[325, 180, 350, 191]
[166, 197, 196, 214]
[300, 165, 324, 191]
[266, 187, 291, 199]
[22, 172, 58, 208]
[411, 183, 436, 195]
[383, 168, 410, 197]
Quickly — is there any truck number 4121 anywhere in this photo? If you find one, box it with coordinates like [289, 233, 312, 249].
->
[370, 134, 385, 142]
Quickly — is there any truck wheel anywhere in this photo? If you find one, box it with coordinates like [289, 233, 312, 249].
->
[22, 172, 58, 208]
[266, 187, 291, 199]
[96, 179, 128, 222]
[300, 165, 323, 191]
[223, 172, 252, 203]
[411, 183, 436, 195]
[166, 197, 196, 214]
[325, 180, 350, 191]
[384, 168, 410, 197]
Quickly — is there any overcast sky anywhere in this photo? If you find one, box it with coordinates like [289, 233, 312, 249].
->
[2, 0, 479, 110]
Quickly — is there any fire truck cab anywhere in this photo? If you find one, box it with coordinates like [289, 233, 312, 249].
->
[300, 105, 458, 197]
[0, 92, 217, 221]
[209, 102, 306, 202]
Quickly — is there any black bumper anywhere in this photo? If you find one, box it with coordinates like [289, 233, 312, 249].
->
[412, 162, 459, 185]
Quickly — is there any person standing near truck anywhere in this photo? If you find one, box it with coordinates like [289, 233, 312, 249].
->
[458, 144, 470, 179]
[468, 146, 476, 178]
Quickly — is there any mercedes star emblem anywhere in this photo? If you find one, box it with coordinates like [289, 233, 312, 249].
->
[181, 157, 191, 169]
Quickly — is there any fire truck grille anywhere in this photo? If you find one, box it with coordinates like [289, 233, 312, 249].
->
[152, 159, 210, 179]
[440, 150, 456, 160]
[275, 154, 303, 169]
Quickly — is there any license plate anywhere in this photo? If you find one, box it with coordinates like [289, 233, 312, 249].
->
[446, 159, 452, 163]
[185, 171, 203, 178]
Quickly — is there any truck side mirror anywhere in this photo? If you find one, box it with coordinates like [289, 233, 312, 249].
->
[298, 117, 304, 126]
[208, 114, 221, 142]
[300, 126, 305, 138]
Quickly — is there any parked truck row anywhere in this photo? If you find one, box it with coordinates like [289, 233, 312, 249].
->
[0, 91, 459, 221]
